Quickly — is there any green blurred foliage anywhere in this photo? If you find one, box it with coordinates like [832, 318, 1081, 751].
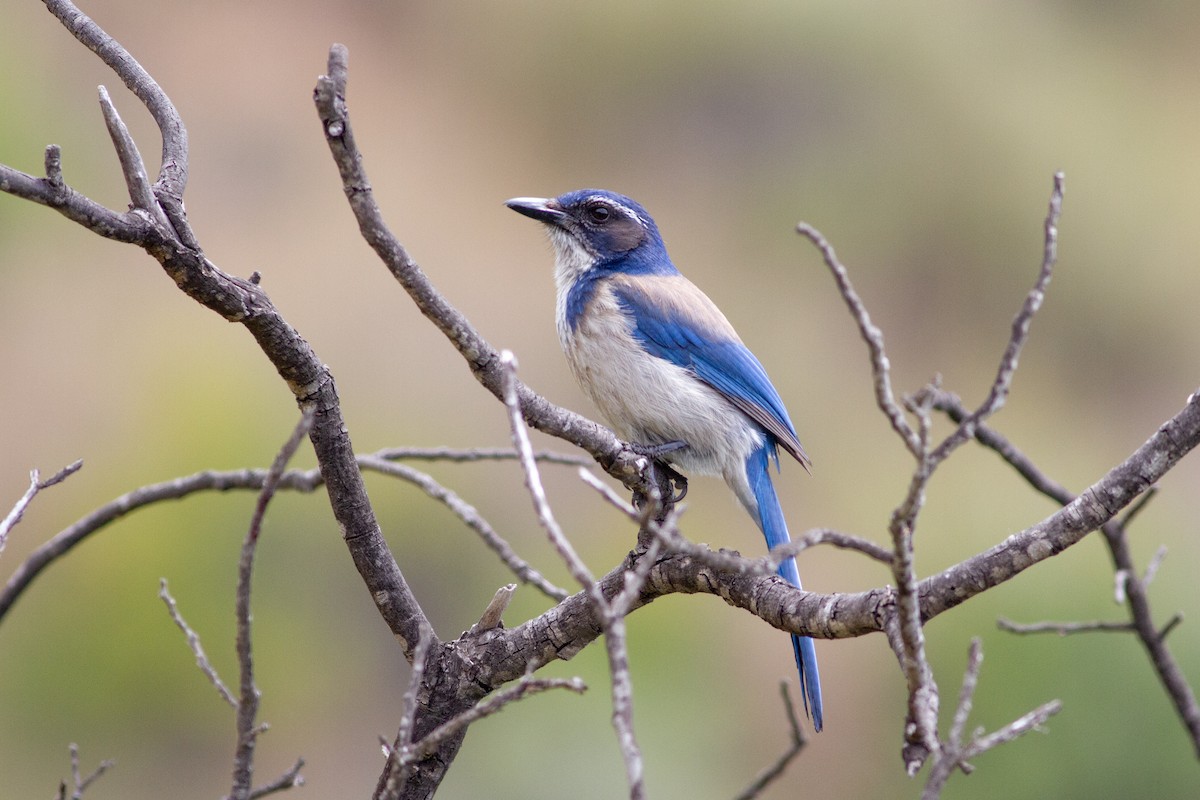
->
[2, 1, 1199, 798]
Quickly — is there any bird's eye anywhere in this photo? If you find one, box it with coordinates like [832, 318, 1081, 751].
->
[586, 204, 611, 223]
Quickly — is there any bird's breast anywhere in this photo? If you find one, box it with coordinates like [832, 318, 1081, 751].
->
[557, 283, 761, 478]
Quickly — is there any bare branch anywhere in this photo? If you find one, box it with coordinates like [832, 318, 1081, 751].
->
[375, 446, 590, 467]
[732, 682, 808, 800]
[964, 699, 1062, 756]
[921, 640, 1062, 800]
[3, 444, 564, 629]
[42, 0, 189, 198]
[796, 221, 920, 456]
[401, 671, 587, 766]
[498, 354, 649, 797]
[230, 410, 314, 800]
[772, 527, 894, 567]
[889, 393, 940, 774]
[927, 172, 1064, 468]
[313, 44, 646, 490]
[931, 390, 1073, 502]
[998, 617, 1135, 636]
[2, 4, 432, 664]
[500, 352, 595, 591]
[0, 460, 82, 558]
[578, 468, 761, 576]
[934, 386, 1200, 755]
[603, 612, 647, 800]
[60, 743, 114, 800]
[947, 639, 983, 753]
[377, 625, 435, 800]
[1099, 521, 1200, 754]
[159, 578, 238, 708]
[359, 455, 568, 601]
[243, 758, 305, 800]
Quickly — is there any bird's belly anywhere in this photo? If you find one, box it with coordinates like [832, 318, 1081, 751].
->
[561, 319, 761, 478]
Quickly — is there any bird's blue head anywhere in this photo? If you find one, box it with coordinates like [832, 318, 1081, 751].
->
[506, 189, 676, 280]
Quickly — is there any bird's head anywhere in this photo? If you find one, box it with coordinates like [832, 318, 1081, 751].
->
[506, 189, 674, 281]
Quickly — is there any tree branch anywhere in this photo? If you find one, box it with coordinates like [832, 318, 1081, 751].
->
[732, 682, 808, 800]
[230, 410, 313, 800]
[0, 460, 82, 559]
[159, 578, 238, 709]
[312, 44, 649, 490]
[933, 389, 1200, 755]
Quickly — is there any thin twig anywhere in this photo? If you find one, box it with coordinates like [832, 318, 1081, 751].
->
[230, 410, 314, 800]
[891, 391, 940, 775]
[359, 455, 568, 601]
[500, 351, 595, 592]
[313, 44, 633, 483]
[921, 640, 1062, 800]
[243, 758, 305, 800]
[159, 578, 238, 708]
[62, 743, 114, 800]
[400, 672, 586, 765]
[934, 389, 1200, 755]
[773, 527, 894, 567]
[1159, 613, 1184, 641]
[1, 445, 569, 625]
[1142, 544, 1167, 587]
[732, 682, 808, 800]
[997, 617, 1135, 636]
[578, 468, 762, 575]
[42, 0, 189, 198]
[501, 353, 647, 799]
[926, 172, 1064, 468]
[796, 222, 920, 456]
[375, 446, 590, 467]
[603, 612, 647, 800]
[947, 640, 984, 763]
[964, 699, 1062, 755]
[0, 460, 82, 558]
[1120, 488, 1158, 529]
[377, 625, 435, 800]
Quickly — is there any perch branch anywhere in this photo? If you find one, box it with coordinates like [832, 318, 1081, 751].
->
[312, 44, 649, 491]
[933, 389, 1200, 756]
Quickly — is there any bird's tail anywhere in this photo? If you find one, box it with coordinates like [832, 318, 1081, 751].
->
[746, 446, 824, 732]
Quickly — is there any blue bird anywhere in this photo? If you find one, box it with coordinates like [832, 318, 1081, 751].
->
[507, 189, 824, 731]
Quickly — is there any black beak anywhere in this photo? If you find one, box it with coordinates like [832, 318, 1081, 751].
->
[505, 196, 567, 225]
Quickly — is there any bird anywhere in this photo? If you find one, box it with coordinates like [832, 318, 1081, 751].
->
[506, 189, 823, 731]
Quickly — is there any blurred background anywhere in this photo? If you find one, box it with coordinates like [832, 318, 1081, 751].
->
[2, 1, 1198, 798]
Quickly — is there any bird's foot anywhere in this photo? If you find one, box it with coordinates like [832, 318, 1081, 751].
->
[659, 462, 688, 503]
[629, 441, 689, 504]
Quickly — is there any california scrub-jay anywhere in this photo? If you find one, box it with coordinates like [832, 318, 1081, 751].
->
[507, 189, 824, 731]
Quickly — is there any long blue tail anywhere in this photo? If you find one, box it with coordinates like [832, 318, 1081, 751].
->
[747, 447, 824, 731]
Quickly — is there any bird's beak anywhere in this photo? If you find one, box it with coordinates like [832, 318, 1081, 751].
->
[505, 196, 567, 226]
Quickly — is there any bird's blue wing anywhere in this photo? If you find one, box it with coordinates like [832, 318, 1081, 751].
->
[611, 277, 809, 468]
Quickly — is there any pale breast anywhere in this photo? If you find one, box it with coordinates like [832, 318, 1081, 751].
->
[557, 282, 762, 480]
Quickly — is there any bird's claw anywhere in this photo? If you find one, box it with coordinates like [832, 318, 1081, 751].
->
[663, 465, 688, 503]
[630, 441, 689, 505]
